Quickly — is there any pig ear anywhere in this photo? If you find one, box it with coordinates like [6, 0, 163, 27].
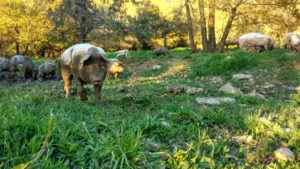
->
[81, 53, 91, 64]
[99, 54, 110, 64]
[79, 54, 91, 70]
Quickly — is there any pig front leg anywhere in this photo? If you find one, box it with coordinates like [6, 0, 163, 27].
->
[75, 78, 88, 102]
[9, 67, 16, 81]
[94, 84, 103, 104]
[20, 65, 26, 80]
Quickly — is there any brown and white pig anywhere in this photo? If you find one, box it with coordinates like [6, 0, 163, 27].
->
[9, 55, 39, 80]
[283, 33, 300, 52]
[60, 43, 110, 104]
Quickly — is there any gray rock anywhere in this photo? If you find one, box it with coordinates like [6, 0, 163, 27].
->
[260, 84, 275, 89]
[258, 117, 271, 125]
[149, 142, 161, 150]
[245, 92, 266, 100]
[152, 65, 162, 70]
[196, 97, 235, 105]
[219, 83, 243, 95]
[161, 121, 170, 127]
[274, 147, 295, 162]
[282, 128, 291, 133]
[232, 135, 254, 144]
[117, 84, 126, 92]
[215, 136, 223, 140]
[186, 87, 204, 95]
[232, 74, 253, 80]
[281, 85, 296, 91]
[156, 80, 165, 86]
[226, 56, 233, 59]
[210, 76, 223, 84]
[166, 84, 187, 95]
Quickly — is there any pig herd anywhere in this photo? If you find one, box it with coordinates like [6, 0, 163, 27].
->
[227, 32, 300, 53]
[0, 33, 299, 104]
[0, 43, 125, 104]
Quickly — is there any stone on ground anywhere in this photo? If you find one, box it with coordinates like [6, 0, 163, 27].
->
[274, 147, 295, 162]
[232, 73, 253, 80]
[219, 83, 243, 95]
[260, 84, 275, 89]
[245, 92, 266, 100]
[210, 76, 223, 84]
[166, 84, 203, 95]
[226, 56, 233, 59]
[185, 87, 204, 94]
[196, 97, 235, 105]
[117, 84, 126, 92]
[166, 84, 186, 95]
[258, 117, 271, 125]
[152, 65, 162, 70]
[232, 135, 254, 144]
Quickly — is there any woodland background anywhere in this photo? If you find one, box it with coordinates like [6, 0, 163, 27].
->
[0, 0, 299, 58]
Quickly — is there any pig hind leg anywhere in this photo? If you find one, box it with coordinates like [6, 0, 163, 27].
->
[61, 68, 72, 99]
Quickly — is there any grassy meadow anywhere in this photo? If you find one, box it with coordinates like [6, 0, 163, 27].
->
[0, 48, 299, 168]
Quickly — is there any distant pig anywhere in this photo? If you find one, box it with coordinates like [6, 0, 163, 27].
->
[60, 43, 110, 104]
[239, 33, 273, 53]
[283, 33, 300, 52]
[108, 59, 124, 80]
[115, 49, 131, 58]
[152, 47, 168, 56]
[0, 57, 10, 78]
[39, 62, 56, 79]
[9, 55, 39, 80]
[225, 38, 239, 49]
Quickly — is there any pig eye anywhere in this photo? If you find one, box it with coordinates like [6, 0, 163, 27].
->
[84, 58, 94, 65]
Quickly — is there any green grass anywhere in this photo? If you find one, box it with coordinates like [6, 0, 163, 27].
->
[190, 51, 260, 77]
[0, 49, 299, 168]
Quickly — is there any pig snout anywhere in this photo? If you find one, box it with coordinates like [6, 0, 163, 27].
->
[93, 80, 102, 85]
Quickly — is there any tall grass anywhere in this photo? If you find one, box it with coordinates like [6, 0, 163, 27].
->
[191, 51, 259, 77]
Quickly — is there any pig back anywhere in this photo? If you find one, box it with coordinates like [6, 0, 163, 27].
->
[0, 58, 10, 71]
[61, 44, 108, 67]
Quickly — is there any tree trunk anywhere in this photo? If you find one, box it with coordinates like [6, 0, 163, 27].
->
[22, 44, 29, 55]
[79, 22, 86, 43]
[208, 0, 216, 52]
[15, 26, 20, 55]
[16, 41, 20, 55]
[185, 0, 197, 52]
[163, 34, 167, 48]
[198, 0, 208, 52]
[217, 5, 239, 52]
